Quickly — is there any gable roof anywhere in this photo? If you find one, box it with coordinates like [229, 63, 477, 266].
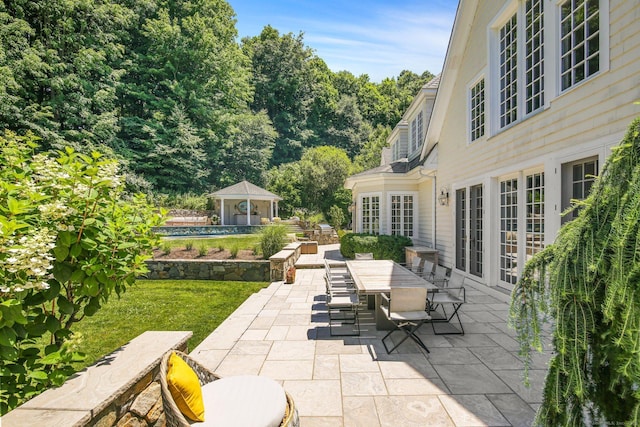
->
[210, 180, 282, 200]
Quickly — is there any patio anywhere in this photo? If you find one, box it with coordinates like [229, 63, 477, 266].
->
[190, 244, 551, 426]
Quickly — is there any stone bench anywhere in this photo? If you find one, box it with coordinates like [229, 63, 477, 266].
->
[1, 331, 192, 427]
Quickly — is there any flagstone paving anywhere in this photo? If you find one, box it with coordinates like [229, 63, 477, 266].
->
[191, 245, 551, 426]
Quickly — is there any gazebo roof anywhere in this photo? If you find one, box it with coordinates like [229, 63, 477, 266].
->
[210, 180, 282, 201]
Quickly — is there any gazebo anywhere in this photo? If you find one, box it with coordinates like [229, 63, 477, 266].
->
[210, 180, 282, 226]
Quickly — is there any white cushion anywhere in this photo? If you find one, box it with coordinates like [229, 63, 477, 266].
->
[191, 375, 286, 427]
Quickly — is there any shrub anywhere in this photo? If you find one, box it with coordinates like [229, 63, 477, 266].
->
[0, 133, 163, 413]
[259, 224, 288, 258]
[340, 233, 412, 263]
[197, 244, 208, 257]
[327, 205, 346, 230]
[185, 242, 194, 251]
[229, 243, 239, 259]
[162, 242, 172, 255]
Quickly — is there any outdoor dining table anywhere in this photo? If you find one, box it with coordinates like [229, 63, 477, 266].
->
[345, 259, 439, 330]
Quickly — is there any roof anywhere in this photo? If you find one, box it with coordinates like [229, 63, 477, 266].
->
[424, 73, 441, 89]
[210, 180, 282, 200]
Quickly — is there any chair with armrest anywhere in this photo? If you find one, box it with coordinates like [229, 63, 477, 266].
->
[428, 278, 466, 335]
[380, 287, 431, 354]
[354, 252, 374, 260]
[324, 274, 360, 336]
[431, 265, 449, 288]
[160, 350, 299, 427]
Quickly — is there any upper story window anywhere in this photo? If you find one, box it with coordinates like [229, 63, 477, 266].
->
[470, 78, 485, 141]
[410, 111, 424, 154]
[392, 139, 400, 161]
[499, 14, 518, 128]
[525, 0, 544, 113]
[492, 0, 545, 132]
[560, 0, 600, 90]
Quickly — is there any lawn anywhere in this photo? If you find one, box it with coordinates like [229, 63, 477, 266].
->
[71, 279, 269, 370]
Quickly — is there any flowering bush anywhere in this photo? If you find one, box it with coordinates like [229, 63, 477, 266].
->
[0, 132, 164, 413]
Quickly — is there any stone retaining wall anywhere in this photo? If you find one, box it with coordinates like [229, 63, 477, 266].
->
[145, 259, 271, 282]
[1, 331, 191, 427]
[269, 243, 301, 282]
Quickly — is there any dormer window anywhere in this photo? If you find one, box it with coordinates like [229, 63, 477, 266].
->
[410, 111, 424, 154]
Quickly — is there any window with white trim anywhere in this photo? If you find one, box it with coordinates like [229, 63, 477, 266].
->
[392, 139, 400, 161]
[499, 14, 518, 128]
[492, 0, 546, 132]
[360, 195, 380, 234]
[470, 78, 485, 141]
[390, 194, 414, 237]
[525, 172, 544, 261]
[560, 0, 600, 91]
[500, 178, 518, 285]
[525, 0, 544, 113]
[409, 111, 424, 154]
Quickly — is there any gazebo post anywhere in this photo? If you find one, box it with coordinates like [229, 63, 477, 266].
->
[220, 199, 225, 225]
[246, 198, 251, 225]
[270, 200, 274, 221]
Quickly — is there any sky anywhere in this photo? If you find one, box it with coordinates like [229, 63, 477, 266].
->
[226, 0, 458, 82]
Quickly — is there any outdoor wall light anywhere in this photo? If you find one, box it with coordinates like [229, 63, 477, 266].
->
[348, 201, 356, 213]
[438, 188, 449, 206]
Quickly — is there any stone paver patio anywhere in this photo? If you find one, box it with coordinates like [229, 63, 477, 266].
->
[190, 245, 551, 426]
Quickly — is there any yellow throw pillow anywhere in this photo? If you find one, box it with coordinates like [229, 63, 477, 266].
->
[166, 353, 205, 422]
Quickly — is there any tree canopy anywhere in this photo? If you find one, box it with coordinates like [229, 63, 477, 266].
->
[0, 0, 434, 201]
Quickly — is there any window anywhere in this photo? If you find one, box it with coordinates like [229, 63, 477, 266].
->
[500, 179, 518, 285]
[492, 0, 546, 132]
[360, 195, 380, 234]
[562, 157, 598, 223]
[392, 139, 400, 161]
[470, 79, 485, 141]
[560, 0, 600, 91]
[499, 14, 518, 128]
[525, 0, 544, 113]
[390, 194, 414, 237]
[410, 112, 424, 153]
[525, 172, 544, 261]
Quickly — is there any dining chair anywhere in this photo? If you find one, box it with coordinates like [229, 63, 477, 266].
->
[429, 280, 466, 335]
[431, 265, 449, 288]
[380, 287, 431, 353]
[355, 252, 374, 260]
[324, 275, 360, 336]
[422, 260, 435, 279]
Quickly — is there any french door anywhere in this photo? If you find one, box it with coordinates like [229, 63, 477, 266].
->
[455, 185, 484, 277]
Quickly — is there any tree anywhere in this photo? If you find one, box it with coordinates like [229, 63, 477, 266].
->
[298, 146, 352, 213]
[265, 162, 303, 218]
[216, 111, 277, 187]
[0, 0, 134, 151]
[353, 124, 392, 173]
[0, 132, 163, 413]
[510, 118, 640, 426]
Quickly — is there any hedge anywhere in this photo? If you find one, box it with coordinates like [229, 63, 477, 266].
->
[339, 233, 412, 263]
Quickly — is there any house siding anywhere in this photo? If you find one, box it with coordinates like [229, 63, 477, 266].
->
[435, 0, 640, 288]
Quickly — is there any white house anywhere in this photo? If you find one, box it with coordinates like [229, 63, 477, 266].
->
[346, 0, 640, 293]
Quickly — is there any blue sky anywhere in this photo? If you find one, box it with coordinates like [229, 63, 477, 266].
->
[226, 0, 458, 82]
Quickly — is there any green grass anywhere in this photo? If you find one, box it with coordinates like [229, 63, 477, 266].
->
[71, 279, 268, 370]
[160, 235, 261, 253]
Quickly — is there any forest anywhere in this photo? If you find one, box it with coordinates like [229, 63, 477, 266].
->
[0, 0, 434, 217]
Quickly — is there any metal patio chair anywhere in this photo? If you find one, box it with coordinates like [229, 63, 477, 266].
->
[380, 287, 431, 353]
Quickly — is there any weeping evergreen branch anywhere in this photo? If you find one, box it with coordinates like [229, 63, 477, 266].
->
[509, 117, 640, 426]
